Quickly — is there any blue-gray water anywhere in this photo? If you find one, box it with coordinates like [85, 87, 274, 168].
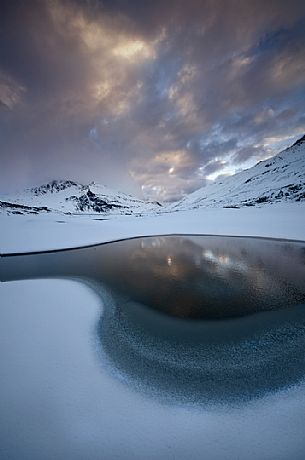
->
[1, 236, 305, 459]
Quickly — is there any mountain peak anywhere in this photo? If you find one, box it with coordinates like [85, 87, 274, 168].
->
[1, 179, 162, 216]
[30, 180, 82, 195]
[172, 133, 305, 209]
[291, 134, 305, 148]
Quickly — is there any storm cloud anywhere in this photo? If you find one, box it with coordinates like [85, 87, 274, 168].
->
[1, 0, 305, 200]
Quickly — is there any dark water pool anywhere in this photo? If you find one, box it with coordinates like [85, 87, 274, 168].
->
[2, 235, 305, 403]
[2, 235, 305, 319]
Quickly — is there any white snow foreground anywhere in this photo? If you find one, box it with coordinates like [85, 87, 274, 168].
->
[1, 201, 305, 254]
[2, 278, 305, 460]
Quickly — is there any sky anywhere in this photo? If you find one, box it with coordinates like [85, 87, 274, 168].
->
[0, 0, 305, 201]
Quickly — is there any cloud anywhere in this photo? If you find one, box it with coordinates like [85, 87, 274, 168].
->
[202, 160, 228, 177]
[130, 149, 206, 201]
[0, 0, 305, 199]
[0, 71, 25, 110]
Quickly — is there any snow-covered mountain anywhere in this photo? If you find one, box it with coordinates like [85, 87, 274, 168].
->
[2, 135, 304, 216]
[172, 134, 305, 210]
[1, 180, 162, 216]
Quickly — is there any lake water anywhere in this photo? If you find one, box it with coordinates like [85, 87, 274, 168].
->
[1, 235, 305, 459]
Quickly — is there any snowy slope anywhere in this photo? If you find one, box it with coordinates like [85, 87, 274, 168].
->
[1, 135, 304, 217]
[1, 180, 162, 215]
[172, 135, 305, 210]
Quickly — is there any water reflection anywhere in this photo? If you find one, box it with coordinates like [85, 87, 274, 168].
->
[2, 235, 305, 403]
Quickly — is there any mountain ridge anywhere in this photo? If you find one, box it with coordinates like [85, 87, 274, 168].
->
[1, 135, 304, 215]
[1, 180, 162, 216]
[171, 134, 305, 210]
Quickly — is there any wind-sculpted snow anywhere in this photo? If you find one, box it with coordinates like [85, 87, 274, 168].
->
[172, 134, 305, 210]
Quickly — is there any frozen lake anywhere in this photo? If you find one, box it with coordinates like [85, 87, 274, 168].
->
[1, 236, 305, 459]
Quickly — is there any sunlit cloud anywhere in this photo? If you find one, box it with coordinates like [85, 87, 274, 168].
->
[130, 149, 206, 200]
[113, 39, 155, 60]
[0, 0, 305, 198]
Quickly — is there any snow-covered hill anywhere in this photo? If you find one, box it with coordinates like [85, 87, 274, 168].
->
[172, 135, 305, 210]
[1, 180, 162, 216]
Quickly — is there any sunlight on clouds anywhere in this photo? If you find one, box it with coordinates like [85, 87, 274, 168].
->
[168, 84, 194, 112]
[48, 0, 153, 122]
[262, 134, 295, 146]
[176, 93, 196, 118]
[206, 164, 235, 181]
[73, 17, 106, 50]
[233, 56, 253, 69]
[55, 1, 156, 63]
[206, 170, 234, 181]
[154, 150, 193, 168]
[9, 0, 302, 200]
[113, 40, 155, 61]
[263, 128, 304, 147]
[49, 1, 111, 51]
[116, 97, 131, 116]
[168, 65, 199, 123]
[92, 81, 111, 102]
[130, 149, 204, 201]
[90, 77, 143, 116]
[114, 82, 145, 116]
[269, 49, 305, 89]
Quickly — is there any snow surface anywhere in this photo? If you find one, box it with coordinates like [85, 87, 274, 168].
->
[1, 202, 305, 254]
[1, 279, 305, 459]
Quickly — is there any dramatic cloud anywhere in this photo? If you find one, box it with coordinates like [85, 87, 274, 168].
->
[1, 0, 305, 200]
